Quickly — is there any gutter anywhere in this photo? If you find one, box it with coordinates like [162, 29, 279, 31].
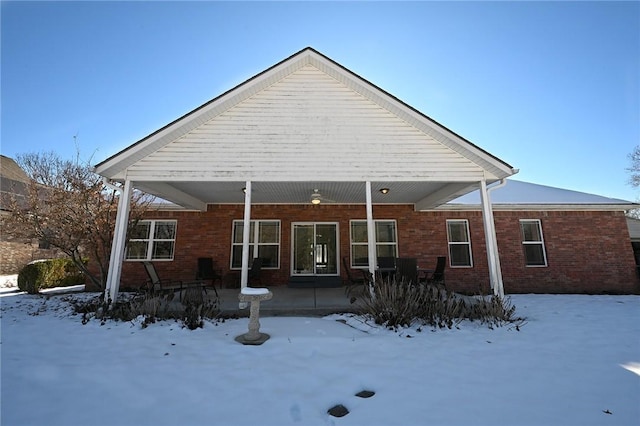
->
[102, 178, 122, 194]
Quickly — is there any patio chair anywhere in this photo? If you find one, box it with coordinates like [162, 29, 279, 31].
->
[196, 257, 221, 297]
[422, 256, 446, 288]
[377, 256, 396, 281]
[395, 257, 418, 285]
[342, 256, 373, 304]
[248, 257, 263, 286]
[342, 256, 368, 287]
[142, 261, 206, 301]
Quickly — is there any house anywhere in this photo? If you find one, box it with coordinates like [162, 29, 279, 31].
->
[94, 47, 638, 301]
[0, 155, 60, 274]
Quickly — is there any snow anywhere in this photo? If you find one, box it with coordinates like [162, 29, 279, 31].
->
[449, 179, 634, 205]
[241, 287, 271, 296]
[1, 278, 639, 426]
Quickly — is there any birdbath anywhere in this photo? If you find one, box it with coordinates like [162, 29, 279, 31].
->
[235, 287, 273, 345]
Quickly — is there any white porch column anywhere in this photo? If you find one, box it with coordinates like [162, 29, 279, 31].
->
[479, 179, 505, 298]
[365, 181, 377, 277]
[104, 179, 133, 304]
[240, 181, 252, 291]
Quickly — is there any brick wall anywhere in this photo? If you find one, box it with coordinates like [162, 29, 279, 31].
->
[0, 238, 62, 275]
[117, 205, 639, 294]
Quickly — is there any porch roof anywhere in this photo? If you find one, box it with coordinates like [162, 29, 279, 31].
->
[94, 47, 517, 211]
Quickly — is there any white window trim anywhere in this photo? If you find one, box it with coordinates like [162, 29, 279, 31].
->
[230, 219, 281, 270]
[520, 219, 548, 267]
[446, 219, 473, 268]
[125, 219, 177, 262]
[349, 219, 398, 268]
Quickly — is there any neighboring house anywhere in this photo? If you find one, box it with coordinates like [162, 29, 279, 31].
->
[94, 47, 638, 301]
[627, 217, 640, 271]
[0, 155, 59, 274]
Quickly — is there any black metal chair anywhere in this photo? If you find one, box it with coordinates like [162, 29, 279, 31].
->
[377, 256, 396, 280]
[142, 261, 206, 301]
[342, 257, 373, 304]
[196, 257, 221, 297]
[395, 257, 418, 285]
[248, 257, 263, 286]
[423, 256, 446, 288]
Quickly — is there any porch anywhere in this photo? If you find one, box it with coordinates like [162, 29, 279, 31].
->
[214, 286, 358, 317]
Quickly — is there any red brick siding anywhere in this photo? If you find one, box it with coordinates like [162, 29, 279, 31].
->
[117, 205, 639, 294]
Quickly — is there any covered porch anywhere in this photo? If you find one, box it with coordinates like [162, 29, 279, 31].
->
[94, 47, 517, 305]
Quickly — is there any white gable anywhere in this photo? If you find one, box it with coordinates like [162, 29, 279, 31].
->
[126, 64, 484, 182]
[94, 48, 517, 210]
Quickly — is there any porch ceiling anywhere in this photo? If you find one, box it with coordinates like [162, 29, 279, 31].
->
[135, 180, 480, 210]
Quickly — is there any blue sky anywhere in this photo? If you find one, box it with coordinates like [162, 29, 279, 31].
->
[2, 1, 638, 201]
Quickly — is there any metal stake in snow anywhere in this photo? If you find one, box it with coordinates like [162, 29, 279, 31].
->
[235, 287, 273, 345]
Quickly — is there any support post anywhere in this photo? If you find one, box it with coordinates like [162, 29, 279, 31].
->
[240, 181, 252, 307]
[104, 179, 133, 305]
[365, 181, 377, 289]
[479, 179, 504, 298]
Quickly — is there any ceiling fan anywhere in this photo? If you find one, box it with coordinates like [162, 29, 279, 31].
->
[310, 189, 335, 205]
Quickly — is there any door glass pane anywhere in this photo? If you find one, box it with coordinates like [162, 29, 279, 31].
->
[316, 224, 337, 274]
[293, 225, 314, 274]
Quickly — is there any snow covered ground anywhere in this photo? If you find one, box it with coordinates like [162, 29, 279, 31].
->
[1, 277, 639, 426]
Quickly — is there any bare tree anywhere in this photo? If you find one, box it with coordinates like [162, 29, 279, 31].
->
[628, 146, 640, 189]
[2, 151, 150, 290]
[626, 146, 640, 219]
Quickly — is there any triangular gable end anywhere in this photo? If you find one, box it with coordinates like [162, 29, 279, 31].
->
[95, 47, 515, 184]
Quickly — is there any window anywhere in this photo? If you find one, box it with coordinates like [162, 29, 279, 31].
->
[231, 220, 280, 269]
[350, 220, 398, 267]
[126, 220, 176, 261]
[520, 219, 547, 266]
[447, 220, 472, 267]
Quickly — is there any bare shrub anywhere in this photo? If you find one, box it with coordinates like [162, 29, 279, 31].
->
[351, 276, 524, 330]
[69, 291, 219, 329]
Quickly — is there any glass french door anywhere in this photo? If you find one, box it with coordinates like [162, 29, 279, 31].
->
[292, 223, 339, 276]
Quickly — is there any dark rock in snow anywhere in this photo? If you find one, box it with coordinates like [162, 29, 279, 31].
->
[328, 404, 349, 417]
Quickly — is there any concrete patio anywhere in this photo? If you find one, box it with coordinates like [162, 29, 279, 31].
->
[214, 286, 360, 317]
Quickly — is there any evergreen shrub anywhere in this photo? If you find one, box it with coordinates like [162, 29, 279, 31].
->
[17, 259, 85, 294]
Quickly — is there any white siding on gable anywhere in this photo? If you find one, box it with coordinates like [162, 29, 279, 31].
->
[126, 65, 486, 182]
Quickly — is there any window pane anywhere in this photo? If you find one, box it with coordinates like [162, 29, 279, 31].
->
[376, 245, 396, 258]
[152, 241, 174, 260]
[155, 222, 176, 239]
[126, 241, 148, 260]
[233, 222, 256, 243]
[351, 245, 369, 267]
[521, 221, 542, 242]
[259, 221, 279, 243]
[351, 222, 368, 243]
[231, 246, 254, 268]
[258, 245, 279, 268]
[130, 222, 150, 239]
[524, 244, 546, 266]
[449, 244, 471, 267]
[447, 222, 469, 242]
[376, 222, 396, 243]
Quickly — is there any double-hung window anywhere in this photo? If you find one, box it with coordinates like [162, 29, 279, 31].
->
[350, 220, 398, 268]
[520, 219, 547, 266]
[231, 220, 280, 269]
[446, 220, 473, 267]
[126, 220, 177, 261]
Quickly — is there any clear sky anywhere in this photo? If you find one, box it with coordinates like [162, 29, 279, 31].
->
[2, 1, 638, 201]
